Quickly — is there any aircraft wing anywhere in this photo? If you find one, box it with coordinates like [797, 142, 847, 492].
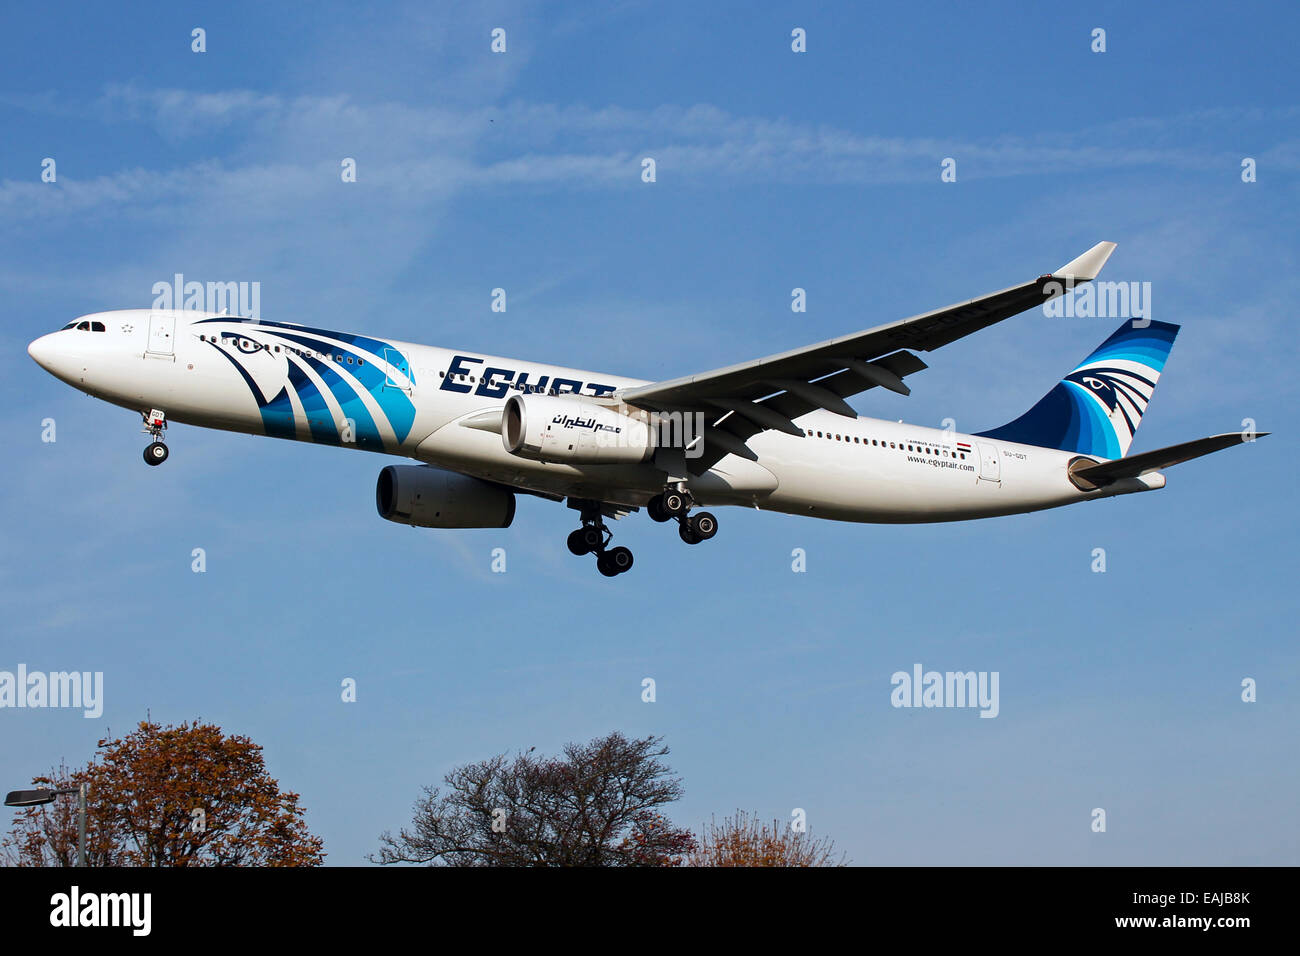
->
[618, 241, 1117, 473]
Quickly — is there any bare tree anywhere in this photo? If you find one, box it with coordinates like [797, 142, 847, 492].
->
[372, 732, 695, 866]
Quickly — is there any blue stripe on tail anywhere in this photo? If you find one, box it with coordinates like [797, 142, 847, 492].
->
[976, 320, 1179, 459]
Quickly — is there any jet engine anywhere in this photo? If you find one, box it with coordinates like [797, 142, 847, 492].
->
[375, 465, 515, 528]
[502, 393, 654, 464]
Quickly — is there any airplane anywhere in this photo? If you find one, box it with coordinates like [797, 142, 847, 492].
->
[27, 241, 1265, 576]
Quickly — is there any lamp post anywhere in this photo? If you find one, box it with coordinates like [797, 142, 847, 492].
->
[5, 784, 88, 866]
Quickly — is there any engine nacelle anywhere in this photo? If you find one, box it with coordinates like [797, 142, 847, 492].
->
[376, 465, 515, 529]
[502, 393, 654, 464]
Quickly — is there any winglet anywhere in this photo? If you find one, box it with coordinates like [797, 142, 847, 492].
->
[1053, 241, 1117, 281]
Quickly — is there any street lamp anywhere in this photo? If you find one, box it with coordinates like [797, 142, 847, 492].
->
[5, 784, 87, 866]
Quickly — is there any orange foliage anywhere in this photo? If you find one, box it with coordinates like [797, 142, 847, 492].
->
[687, 811, 846, 867]
[2, 719, 324, 866]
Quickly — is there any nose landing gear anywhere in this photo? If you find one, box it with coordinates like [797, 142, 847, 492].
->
[141, 409, 169, 466]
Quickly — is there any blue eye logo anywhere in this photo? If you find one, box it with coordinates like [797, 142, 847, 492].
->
[234, 336, 263, 354]
[1064, 366, 1154, 416]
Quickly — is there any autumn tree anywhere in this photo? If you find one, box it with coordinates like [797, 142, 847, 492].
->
[373, 731, 696, 866]
[687, 811, 847, 866]
[1, 720, 324, 866]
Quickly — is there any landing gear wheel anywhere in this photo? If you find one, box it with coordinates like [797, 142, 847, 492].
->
[580, 525, 604, 552]
[144, 441, 169, 466]
[661, 491, 688, 518]
[567, 499, 633, 576]
[646, 496, 671, 523]
[679, 521, 701, 545]
[567, 528, 592, 556]
[596, 546, 634, 576]
[688, 511, 718, 541]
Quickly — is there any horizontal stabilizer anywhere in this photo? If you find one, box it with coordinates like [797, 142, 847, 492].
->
[1069, 432, 1267, 488]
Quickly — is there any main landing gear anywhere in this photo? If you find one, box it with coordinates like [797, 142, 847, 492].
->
[565, 491, 719, 577]
[647, 489, 718, 546]
[566, 502, 634, 577]
[141, 409, 169, 466]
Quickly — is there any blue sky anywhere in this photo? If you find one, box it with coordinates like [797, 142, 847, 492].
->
[1, 0, 1296, 865]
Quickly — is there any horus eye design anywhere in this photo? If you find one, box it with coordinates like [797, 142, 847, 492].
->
[1082, 377, 1105, 390]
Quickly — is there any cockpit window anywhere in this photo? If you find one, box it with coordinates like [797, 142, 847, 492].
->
[61, 322, 77, 330]
[90, 321, 106, 332]
[75, 321, 90, 331]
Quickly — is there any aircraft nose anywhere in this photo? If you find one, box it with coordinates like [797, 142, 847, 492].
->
[27, 333, 58, 371]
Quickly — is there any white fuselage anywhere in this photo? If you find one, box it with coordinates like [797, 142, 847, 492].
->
[27, 310, 1163, 522]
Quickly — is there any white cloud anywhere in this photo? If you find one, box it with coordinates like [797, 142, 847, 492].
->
[9, 88, 1296, 232]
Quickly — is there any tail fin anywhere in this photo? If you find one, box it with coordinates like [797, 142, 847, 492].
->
[976, 320, 1179, 459]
